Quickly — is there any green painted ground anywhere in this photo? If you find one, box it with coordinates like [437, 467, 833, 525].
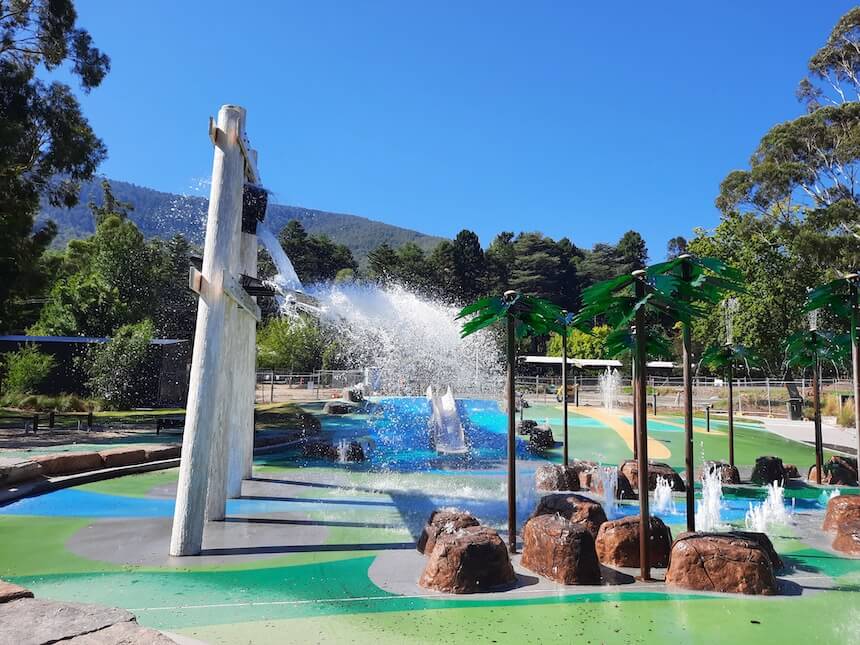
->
[1, 400, 858, 644]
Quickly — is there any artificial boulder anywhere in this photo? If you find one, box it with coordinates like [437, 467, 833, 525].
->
[698, 461, 741, 485]
[417, 509, 480, 554]
[535, 463, 579, 491]
[143, 445, 181, 461]
[301, 440, 338, 460]
[528, 425, 555, 451]
[833, 522, 860, 555]
[32, 452, 103, 476]
[619, 460, 685, 492]
[576, 463, 635, 499]
[419, 526, 516, 593]
[665, 532, 777, 595]
[521, 514, 601, 584]
[0, 580, 33, 603]
[751, 456, 786, 485]
[344, 441, 366, 462]
[0, 460, 43, 486]
[595, 515, 673, 568]
[531, 493, 607, 537]
[517, 419, 538, 435]
[322, 401, 356, 415]
[723, 530, 783, 571]
[784, 464, 801, 479]
[823, 494, 860, 531]
[810, 456, 859, 486]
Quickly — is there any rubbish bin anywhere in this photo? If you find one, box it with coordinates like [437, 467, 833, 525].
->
[786, 397, 803, 421]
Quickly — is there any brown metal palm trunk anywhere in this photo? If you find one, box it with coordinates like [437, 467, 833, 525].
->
[633, 274, 651, 580]
[506, 314, 517, 553]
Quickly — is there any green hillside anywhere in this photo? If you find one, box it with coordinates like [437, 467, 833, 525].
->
[37, 178, 446, 263]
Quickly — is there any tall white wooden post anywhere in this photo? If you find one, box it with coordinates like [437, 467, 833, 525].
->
[170, 105, 246, 556]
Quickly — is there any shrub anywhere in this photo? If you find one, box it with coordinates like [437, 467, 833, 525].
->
[82, 319, 154, 409]
[837, 400, 855, 428]
[0, 391, 97, 412]
[822, 394, 842, 417]
[1, 345, 56, 394]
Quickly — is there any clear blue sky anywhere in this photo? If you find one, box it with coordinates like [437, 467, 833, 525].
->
[66, 0, 854, 258]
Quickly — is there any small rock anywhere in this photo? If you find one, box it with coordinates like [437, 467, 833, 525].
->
[419, 526, 516, 593]
[619, 460, 685, 492]
[698, 460, 741, 484]
[521, 514, 601, 584]
[783, 464, 801, 479]
[517, 419, 538, 435]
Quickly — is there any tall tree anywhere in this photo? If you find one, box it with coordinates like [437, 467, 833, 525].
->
[0, 0, 109, 331]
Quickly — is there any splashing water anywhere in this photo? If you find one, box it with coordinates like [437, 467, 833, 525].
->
[336, 439, 349, 464]
[599, 368, 621, 410]
[652, 475, 676, 515]
[257, 222, 303, 294]
[745, 480, 791, 533]
[818, 487, 842, 507]
[597, 465, 618, 516]
[695, 466, 726, 531]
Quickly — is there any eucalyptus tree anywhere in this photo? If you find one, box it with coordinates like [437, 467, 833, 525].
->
[785, 323, 848, 484]
[805, 274, 860, 462]
[457, 290, 562, 553]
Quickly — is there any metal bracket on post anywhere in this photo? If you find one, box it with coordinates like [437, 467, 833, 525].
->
[223, 273, 262, 322]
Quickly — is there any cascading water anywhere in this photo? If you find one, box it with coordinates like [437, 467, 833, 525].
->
[652, 475, 676, 515]
[257, 222, 303, 293]
[695, 466, 726, 531]
[599, 368, 621, 410]
[745, 480, 791, 532]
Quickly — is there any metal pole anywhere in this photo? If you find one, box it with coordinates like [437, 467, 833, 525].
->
[633, 271, 651, 580]
[506, 313, 517, 553]
[562, 317, 569, 467]
[270, 368, 275, 403]
[813, 356, 822, 484]
[706, 405, 711, 433]
[727, 362, 735, 468]
[681, 259, 695, 532]
[632, 360, 638, 460]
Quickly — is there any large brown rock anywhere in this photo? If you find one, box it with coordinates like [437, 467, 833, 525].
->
[0, 580, 33, 603]
[832, 522, 860, 555]
[810, 456, 859, 486]
[619, 460, 685, 492]
[783, 464, 801, 479]
[528, 425, 555, 451]
[665, 532, 777, 595]
[521, 514, 601, 584]
[32, 452, 103, 476]
[322, 401, 356, 415]
[531, 493, 608, 537]
[416, 508, 480, 554]
[143, 445, 181, 461]
[0, 460, 44, 485]
[751, 456, 786, 485]
[98, 447, 146, 468]
[595, 515, 673, 567]
[419, 526, 516, 593]
[723, 530, 783, 571]
[535, 463, 580, 491]
[823, 494, 860, 531]
[698, 460, 741, 484]
[301, 440, 338, 460]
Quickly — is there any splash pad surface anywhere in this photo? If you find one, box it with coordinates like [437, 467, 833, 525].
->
[2, 399, 859, 644]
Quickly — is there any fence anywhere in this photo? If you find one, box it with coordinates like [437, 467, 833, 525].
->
[255, 369, 365, 403]
[515, 374, 855, 419]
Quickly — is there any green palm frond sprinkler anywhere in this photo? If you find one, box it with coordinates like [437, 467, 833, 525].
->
[805, 272, 860, 466]
[785, 314, 849, 485]
[700, 338, 760, 469]
[648, 254, 744, 531]
[457, 290, 562, 553]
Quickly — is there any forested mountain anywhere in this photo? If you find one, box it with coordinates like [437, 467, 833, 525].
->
[37, 178, 446, 262]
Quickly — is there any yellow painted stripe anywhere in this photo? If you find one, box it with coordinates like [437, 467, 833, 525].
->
[571, 406, 671, 460]
[652, 415, 727, 436]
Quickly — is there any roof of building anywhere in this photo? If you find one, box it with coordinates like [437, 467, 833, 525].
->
[0, 335, 186, 345]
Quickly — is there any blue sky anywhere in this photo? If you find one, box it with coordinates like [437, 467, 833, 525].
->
[66, 0, 853, 258]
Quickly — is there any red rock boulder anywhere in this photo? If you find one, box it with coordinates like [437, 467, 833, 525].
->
[810, 456, 859, 486]
[595, 515, 673, 568]
[531, 493, 607, 537]
[823, 494, 860, 531]
[665, 532, 777, 595]
[416, 508, 480, 554]
[833, 522, 860, 555]
[698, 461, 741, 484]
[576, 464, 635, 499]
[722, 530, 783, 571]
[783, 464, 801, 479]
[751, 456, 786, 485]
[521, 514, 601, 584]
[143, 445, 181, 461]
[419, 526, 516, 593]
[98, 447, 146, 468]
[620, 460, 685, 492]
[32, 452, 103, 476]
